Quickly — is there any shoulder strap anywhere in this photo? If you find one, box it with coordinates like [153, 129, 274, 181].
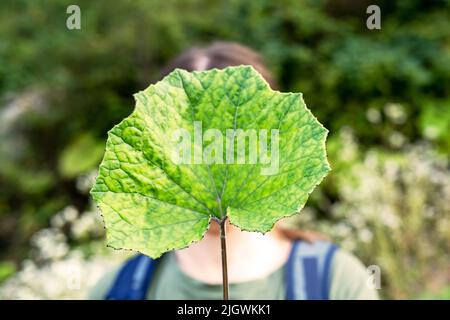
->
[285, 240, 338, 300]
[105, 254, 159, 300]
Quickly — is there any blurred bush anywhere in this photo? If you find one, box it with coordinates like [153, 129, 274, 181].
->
[0, 0, 449, 299]
[290, 128, 450, 299]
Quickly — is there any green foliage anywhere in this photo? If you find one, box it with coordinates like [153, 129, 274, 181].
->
[91, 66, 329, 257]
[58, 133, 104, 178]
[420, 286, 450, 300]
[0, 262, 15, 284]
[296, 128, 450, 299]
[419, 99, 450, 154]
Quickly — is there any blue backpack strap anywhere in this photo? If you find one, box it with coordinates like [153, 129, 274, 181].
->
[105, 254, 159, 300]
[285, 240, 338, 300]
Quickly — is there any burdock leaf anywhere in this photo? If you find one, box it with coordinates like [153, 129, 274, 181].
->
[91, 66, 330, 258]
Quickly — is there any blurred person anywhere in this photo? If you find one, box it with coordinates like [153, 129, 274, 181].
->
[88, 42, 378, 300]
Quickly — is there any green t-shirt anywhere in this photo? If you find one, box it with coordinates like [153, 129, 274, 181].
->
[88, 248, 379, 300]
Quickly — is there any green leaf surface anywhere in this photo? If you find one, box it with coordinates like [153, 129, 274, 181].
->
[91, 66, 330, 258]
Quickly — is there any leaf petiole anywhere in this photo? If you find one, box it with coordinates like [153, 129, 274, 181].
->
[219, 217, 229, 300]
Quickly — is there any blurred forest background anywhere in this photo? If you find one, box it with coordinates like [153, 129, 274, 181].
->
[0, 0, 449, 299]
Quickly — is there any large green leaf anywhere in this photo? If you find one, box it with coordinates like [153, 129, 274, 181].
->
[91, 66, 330, 258]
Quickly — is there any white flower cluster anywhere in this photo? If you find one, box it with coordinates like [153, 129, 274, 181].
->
[294, 128, 450, 298]
[0, 249, 123, 299]
[75, 170, 98, 194]
[0, 205, 127, 299]
[30, 228, 69, 262]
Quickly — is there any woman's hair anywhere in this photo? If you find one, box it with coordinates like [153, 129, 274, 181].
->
[161, 41, 278, 89]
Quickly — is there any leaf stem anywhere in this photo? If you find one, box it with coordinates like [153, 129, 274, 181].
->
[219, 217, 229, 300]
